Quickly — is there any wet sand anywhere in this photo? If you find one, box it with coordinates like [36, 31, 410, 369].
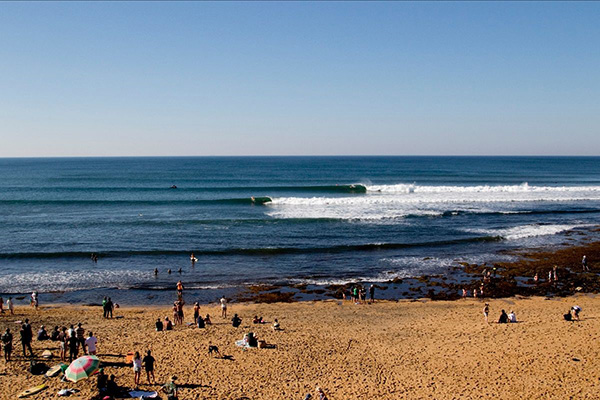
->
[1, 295, 599, 399]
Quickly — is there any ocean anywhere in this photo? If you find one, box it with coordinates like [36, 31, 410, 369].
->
[1, 156, 599, 304]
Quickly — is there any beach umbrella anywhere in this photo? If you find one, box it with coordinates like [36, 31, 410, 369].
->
[65, 355, 100, 383]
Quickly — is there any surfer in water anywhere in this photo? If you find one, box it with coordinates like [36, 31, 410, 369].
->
[154, 268, 158, 277]
[190, 253, 196, 266]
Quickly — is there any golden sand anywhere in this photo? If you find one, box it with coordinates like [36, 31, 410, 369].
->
[1, 295, 599, 399]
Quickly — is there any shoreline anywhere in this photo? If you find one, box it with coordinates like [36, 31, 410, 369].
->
[3, 238, 599, 308]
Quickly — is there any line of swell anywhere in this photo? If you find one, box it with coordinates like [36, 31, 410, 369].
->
[435, 208, 600, 218]
[2, 184, 367, 194]
[0, 236, 502, 259]
[0, 197, 273, 206]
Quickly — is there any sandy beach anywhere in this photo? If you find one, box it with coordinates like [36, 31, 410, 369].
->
[1, 295, 599, 399]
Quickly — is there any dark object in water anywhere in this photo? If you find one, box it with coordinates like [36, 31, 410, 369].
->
[170, 185, 177, 189]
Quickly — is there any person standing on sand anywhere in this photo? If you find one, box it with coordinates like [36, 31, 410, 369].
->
[2, 328, 13, 362]
[143, 350, 156, 384]
[553, 266, 558, 282]
[6, 297, 13, 315]
[68, 330, 78, 361]
[462, 288, 467, 298]
[102, 297, 108, 318]
[58, 327, 67, 361]
[0, 297, 4, 313]
[19, 323, 33, 357]
[76, 323, 86, 353]
[473, 289, 477, 298]
[85, 331, 98, 355]
[582, 255, 589, 271]
[369, 284, 375, 303]
[483, 303, 489, 324]
[132, 351, 142, 387]
[220, 295, 227, 318]
[107, 298, 114, 318]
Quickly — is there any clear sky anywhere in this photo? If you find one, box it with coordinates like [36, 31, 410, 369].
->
[0, 2, 599, 157]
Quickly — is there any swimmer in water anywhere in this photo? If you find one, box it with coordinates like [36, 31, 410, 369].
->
[178, 268, 182, 274]
[154, 268, 158, 276]
[167, 269, 172, 275]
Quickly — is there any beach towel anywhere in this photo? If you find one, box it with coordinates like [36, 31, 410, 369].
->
[129, 390, 158, 398]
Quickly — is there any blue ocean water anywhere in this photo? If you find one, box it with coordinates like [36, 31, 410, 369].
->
[0, 156, 599, 303]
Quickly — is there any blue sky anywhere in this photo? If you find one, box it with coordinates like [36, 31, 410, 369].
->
[0, 2, 598, 156]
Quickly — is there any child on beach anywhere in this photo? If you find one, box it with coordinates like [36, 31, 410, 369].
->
[273, 319, 281, 331]
[133, 351, 142, 387]
[204, 314, 212, 325]
[162, 376, 179, 400]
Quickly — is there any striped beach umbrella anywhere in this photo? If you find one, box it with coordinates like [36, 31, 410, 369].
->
[65, 355, 100, 383]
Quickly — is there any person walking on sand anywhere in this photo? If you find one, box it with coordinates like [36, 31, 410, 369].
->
[582, 255, 589, 271]
[143, 350, 156, 384]
[132, 351, 142, 387]
[2, 328, 13, 362]
[483, 303, 489, 324]
[220, 295, 228, 318]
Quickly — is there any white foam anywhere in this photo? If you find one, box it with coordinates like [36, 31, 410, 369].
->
[465, 224, 583, 240]
[266, 183, 600, 221]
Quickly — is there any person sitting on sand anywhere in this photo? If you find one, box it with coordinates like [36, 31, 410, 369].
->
[204, 314, 212, 325]
[162, 376, 179, 400]
[273, 319, 281, 331]
[37, 325, 49, 341]
[508, 310, 517, 323]
[498, 309, 509, 324]
[232, 314, 242, 328]
[106, 374, 120, 398]
[253, 315, 265, 324]
[197, 314, 205, 328]
[156, 318, 164, 332]
[165, 317, 173, 330]
[96, 368, 108, 397]
[50, 326, 60, 341]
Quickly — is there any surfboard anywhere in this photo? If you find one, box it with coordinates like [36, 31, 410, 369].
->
[18, 384, 47, 398]
[41, 350, 52, 358]
[45, 364, 64, 377]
